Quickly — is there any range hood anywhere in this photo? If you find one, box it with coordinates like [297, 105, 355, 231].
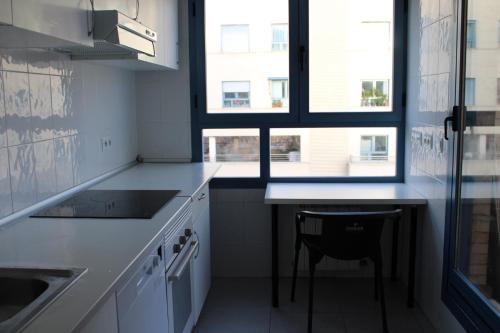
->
[68, 10, 158, 60]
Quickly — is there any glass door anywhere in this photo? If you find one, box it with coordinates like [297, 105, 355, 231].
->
[444, 0, 500, 331]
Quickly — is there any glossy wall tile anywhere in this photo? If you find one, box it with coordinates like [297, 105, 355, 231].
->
[405, 0, 465, 332]
[0, 49, 137, 219]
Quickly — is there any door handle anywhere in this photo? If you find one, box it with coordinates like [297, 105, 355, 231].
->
[168, 240, 199, 281]
[444, 105, 460, 140]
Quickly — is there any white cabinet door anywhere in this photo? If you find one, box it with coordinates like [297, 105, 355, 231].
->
[79, 294, 119, 333]
[117, 251, 168, 333]
[0, 0, 12, 25]
[12, 0, 93, 47]
[192, 188, 211, 323]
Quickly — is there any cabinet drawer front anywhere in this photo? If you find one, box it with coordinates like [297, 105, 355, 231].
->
[192, 184, 209, 221]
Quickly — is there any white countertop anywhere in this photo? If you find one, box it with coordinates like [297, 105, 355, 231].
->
[265, 183, 428, 205]
[0, 162, 220, 333]
[92, 163, 221, 196]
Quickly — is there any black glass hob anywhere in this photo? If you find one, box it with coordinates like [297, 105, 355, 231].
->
[32, 190, 180, 219]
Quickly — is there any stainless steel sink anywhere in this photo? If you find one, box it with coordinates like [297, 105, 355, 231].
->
[0, 267, 86, 333]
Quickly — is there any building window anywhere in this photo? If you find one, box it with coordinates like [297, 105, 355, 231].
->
[222, 81, 250, 108]
[465, 78, 476, 106]
[269, 79, 289, 108]
[191, 0, 405, 181]
[467, 20, 477, 48]
[361, 80, 390, 107]
[272, 24, 288, 51]
[360, 135, 389, 160]
[221, 25, 249, 53]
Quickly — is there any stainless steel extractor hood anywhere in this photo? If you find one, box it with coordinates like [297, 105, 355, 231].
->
[69, 10, 158, 60]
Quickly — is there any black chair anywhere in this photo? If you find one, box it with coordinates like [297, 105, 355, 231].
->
[290, 209, 402, 333]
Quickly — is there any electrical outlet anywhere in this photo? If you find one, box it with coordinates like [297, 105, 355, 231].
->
[100, 137, 112, 152]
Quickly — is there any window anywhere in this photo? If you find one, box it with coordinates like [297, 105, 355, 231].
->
[222, 81, 251, 109]
[221, 25, 249, 53]
[203, 129, 260, 177]
[272, 24, 288, 51]
[465, 78, 476, 106]
[361, 80, 390, 108]
[360, 135, 389, 160]
[191, 0, 405, 182]
[270, 128, 397, 178]
[467, 20, 477, 48]
[309, 0, 394, 113]
[269, 79, 289, 108]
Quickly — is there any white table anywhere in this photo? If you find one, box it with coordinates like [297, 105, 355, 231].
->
[265, 183, 427, 308]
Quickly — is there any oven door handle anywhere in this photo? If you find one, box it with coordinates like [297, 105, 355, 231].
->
[168, 240, 199, 282]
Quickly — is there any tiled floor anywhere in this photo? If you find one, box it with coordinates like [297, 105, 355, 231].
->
[194, 278, 437, 333]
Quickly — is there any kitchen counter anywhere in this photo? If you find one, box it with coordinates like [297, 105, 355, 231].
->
[0, 162, 219, 333]
[92, 163, 221, 196]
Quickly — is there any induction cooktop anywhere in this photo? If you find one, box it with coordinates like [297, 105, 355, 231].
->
[31, 190, 180, 219]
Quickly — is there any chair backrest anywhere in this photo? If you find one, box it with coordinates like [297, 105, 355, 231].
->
[297, 209, 402, 260]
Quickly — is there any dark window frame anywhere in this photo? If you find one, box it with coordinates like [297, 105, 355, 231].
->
[189, 0, 408, 188]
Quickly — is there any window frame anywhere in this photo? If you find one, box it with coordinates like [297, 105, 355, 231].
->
[189, 0, 408, 187]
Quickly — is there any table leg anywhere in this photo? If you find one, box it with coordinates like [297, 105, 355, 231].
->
[272, 204, 279, 308]
[391, 215, 400, 282]
[407, 206, 418, 308]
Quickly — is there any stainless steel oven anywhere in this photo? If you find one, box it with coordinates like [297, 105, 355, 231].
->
[164, 203, 197, 333]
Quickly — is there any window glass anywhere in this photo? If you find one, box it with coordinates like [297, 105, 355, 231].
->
[309, 0, 394, 113]
[270, 127, 397, 177]
[203, 129, 260, 177]
[454, 0, 500, 313]
[465, 78, 476, 106]
[221, 25, 249, 53]
[205, 0, 289, 114]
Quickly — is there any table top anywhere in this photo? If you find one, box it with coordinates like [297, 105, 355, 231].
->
[265, 183, 427, 205]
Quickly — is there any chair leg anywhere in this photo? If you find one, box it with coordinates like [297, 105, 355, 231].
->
[291, 239, 301, 302]
[307, 251, 317, 333]
[377, 249, 389, 333]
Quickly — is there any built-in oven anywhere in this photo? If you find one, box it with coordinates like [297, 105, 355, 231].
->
[164, 203, 197, 333]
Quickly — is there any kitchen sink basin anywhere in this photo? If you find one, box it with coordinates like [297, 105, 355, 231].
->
[0, 267, 86, 333]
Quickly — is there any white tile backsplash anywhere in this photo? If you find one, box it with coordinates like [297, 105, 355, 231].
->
[4, 71, 32, 145]
[0, 49, 137, 218]
[8, 143, 37, 211]
[406, 0, 465, 332]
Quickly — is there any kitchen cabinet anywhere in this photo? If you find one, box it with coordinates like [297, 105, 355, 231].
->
[79, 294, 119, 333]
[0, 0, 12, 25]
[192, 184, 211, 323]
[86, 0, 179, 70]
[117, 245, 168, 333]
[10, 0, 93, 48]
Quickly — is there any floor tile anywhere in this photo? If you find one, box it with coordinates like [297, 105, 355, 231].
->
[270, 312, 346, 333]
[204, 278, 271, 311]
[194, 308, 270, 333]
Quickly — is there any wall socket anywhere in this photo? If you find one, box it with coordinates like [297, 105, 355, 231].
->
[100, 136, 112, 152]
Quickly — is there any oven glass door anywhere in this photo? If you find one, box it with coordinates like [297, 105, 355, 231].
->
[171, 264, 192, 333]
[166, 239, 198, 333]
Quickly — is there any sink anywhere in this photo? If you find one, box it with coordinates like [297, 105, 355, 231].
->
[0, 267, 86, 333]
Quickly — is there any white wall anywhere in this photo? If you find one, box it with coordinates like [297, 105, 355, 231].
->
[405, 0, 465, 332]
[0, 49, 137, 219]
[135, 0, 191, 161]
